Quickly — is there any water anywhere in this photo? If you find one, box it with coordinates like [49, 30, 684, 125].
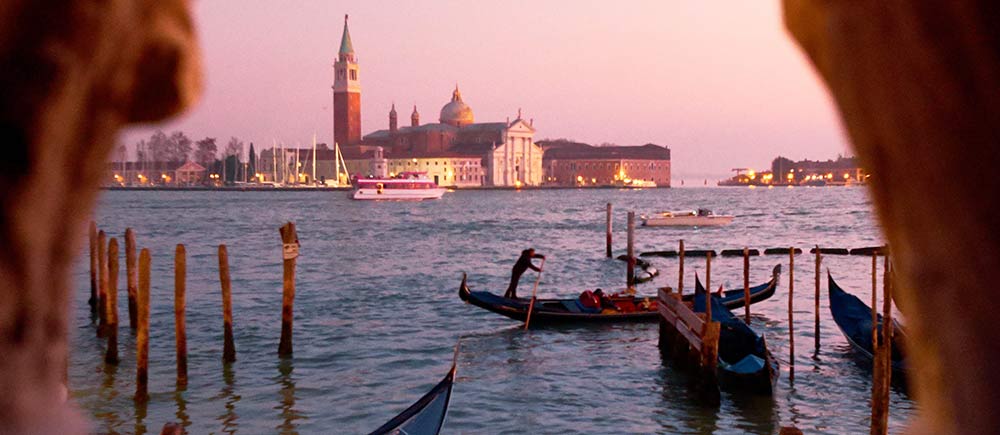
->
[71, 187, 914, 434]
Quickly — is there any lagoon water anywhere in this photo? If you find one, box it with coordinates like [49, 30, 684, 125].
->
[72, 187, 914, 434]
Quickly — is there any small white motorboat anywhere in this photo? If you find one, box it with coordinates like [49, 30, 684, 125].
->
[640, 208, 734, 227]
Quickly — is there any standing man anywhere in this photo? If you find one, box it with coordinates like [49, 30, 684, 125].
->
[504, 248, 545, 299]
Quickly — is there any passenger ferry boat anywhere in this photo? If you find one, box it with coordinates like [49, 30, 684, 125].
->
[352, 172, 447, 201]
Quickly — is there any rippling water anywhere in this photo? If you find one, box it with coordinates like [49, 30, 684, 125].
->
[71, 187, 914, 434]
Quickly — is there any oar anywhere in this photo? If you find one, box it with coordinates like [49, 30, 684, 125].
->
[523, 258, 546, 331]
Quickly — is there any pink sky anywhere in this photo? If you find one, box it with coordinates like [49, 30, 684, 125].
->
[123, 1, 849, 181]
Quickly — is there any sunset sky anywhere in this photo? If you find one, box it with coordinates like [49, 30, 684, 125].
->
[123, 1, 850, 182]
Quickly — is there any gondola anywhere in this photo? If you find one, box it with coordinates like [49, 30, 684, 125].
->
[828, 273, 906, 374]
[694, 277, 779, 394]
[367, 359, 457, 435]
[457, 265, 780, 324]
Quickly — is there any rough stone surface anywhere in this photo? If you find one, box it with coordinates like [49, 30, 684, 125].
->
[785, 1, 1000, 434]
[0, 1, 200, 432]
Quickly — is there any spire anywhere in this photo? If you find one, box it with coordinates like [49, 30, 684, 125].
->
[389, 103, 398, 133]
[452, 84, 462, 102]
[339, 14, 355, 61]
[411, 105, 420, 127]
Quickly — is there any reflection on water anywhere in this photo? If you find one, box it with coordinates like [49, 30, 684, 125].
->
[217, 362, 240, 434]
[134, 396, 148, 435]
[69, 188, 916, 433]
[275, 359, 304, 434]
[174, 387, 190, 431]
[96, 363, 123, 435]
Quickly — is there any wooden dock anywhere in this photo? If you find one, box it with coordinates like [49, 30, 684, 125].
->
[657, 285, 720, 395]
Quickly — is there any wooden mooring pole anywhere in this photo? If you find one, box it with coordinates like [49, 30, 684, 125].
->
[125, 228, 138, 329]
[705, 249, 711, 300]
[97, 230, 108, 337]
[626, 211, 635, 291]
[105, 238, 119, 365]
[815, 245, 821, 351]
[174, 244, 188, 387]
[871, 253, 878, 356]
[219, 244, 236, 363]
[135, 248, 150, 402]
[871, 256, 892, 435]
[89, 221, 98, 314]
[743, 247, 750, 324]
[605, 203, 613, 258]
[789, 248, 795, 381]
[278, 222, 299, 357]
[678, 240, 685, 296]
[705, 253, 712, 324]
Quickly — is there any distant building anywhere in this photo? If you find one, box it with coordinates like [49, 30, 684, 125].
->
[103, 161, 188, 186]
[719, 155, 868, 186]
[174, 161, 207, 186]
[333, 18, 540, 187]
[540, 140, 671, 187]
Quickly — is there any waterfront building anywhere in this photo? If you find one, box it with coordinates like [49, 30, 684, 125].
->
[363, 88, 542, 187]
[540, 140, 671, 187]
[174, 161, 207, 186]
[719, 155, 868, 186]
[335, 17, 539, 187]
[103, 161, 189, 186]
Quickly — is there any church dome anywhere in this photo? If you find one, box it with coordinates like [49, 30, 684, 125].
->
[439, 86, 474, 127]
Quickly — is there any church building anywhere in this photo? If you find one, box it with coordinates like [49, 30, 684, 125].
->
[332, 17, 542, 187]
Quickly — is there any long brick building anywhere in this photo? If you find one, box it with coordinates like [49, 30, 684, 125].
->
[540, 140, 671, 187]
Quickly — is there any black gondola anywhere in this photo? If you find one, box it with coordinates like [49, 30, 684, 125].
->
[457, 265, 780, 324]
[694, 277, 779, 394]
[828, 273, 906, 374]
[367, 360, 457, 435]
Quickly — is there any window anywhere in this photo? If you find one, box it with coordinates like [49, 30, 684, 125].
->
[349, 70, 357, 81]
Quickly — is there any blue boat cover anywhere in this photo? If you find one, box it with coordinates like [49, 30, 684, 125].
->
[722, 354, 766, 374]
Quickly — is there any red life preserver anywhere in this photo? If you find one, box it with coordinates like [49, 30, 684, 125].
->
[579, 290, 600, 309]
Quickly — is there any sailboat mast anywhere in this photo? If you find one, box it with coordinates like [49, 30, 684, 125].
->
[335, 142, 341, 186]
[272, 140, 278, 183]
[312, 134, 317, 185]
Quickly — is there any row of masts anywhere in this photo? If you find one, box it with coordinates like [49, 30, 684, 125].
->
[265, 135, 350, 186]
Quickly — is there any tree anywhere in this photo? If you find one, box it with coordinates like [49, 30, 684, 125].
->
[148, 130, 170, 162]
[135, 139, 148, 162]
[168, 131, 192, 162]
[194, 137, 217, 166]
[224, 137, 244, 161]
[248, 143, 257, 180]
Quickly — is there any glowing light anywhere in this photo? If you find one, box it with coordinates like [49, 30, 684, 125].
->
[843, 173, 850, 180]
[514, 180, 523, 188]
[576, 175, 584, 183]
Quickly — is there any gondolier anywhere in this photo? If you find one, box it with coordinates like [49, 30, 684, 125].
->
[504, 248, 545, 299]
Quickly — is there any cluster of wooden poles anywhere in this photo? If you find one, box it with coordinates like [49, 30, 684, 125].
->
[85, 221, 301, 403]
[604, 204, 895, 434]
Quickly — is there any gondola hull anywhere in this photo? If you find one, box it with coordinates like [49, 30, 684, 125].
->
[367, 363, 456, 435]
[827, 274, 907, 376]
[458, 265, 780, 325]
[694, 281, 779, 395]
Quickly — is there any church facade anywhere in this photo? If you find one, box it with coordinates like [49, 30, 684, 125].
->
[332, 17, 542, 187]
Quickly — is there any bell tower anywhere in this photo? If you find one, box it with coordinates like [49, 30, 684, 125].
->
[333, 14, 361, 146]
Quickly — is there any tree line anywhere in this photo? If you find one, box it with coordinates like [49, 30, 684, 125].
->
[133, 130, 247, 167]
[126, 130, 260, 183]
